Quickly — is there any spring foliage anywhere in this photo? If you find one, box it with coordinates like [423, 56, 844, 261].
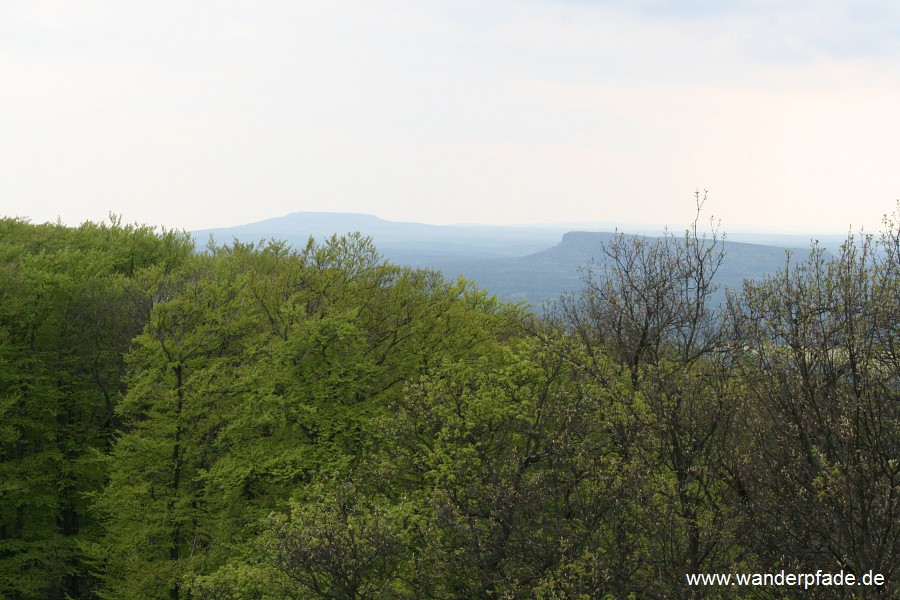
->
[0, 207, 897, 598]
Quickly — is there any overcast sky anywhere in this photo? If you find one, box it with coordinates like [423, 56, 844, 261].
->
[3, 0, 900, 233]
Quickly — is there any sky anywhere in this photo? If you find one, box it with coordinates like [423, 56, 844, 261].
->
[2, 0, 900, 233]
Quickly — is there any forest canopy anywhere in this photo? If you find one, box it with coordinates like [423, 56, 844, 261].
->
[0, 209, 897, 598]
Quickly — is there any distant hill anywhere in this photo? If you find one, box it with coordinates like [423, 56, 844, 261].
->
[193, 212, 573, 258]
[422, 232, 812, 308]
[192, 213, 832, 310]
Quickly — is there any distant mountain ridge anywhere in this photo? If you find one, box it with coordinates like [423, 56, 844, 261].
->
[192, 212, 835, 309]
[194, 212, 574, 258]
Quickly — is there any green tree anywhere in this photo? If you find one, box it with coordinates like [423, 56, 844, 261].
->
[362, 336, 643, 598]
[727, 211, 900, 590]
[553, 195, 750, 595]
[95, 234, 519, 597]
[0, 218, 193, 599]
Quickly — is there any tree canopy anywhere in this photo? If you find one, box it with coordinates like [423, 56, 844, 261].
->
[0, 208, 897, 598]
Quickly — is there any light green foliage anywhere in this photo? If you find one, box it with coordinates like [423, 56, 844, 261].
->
[263, 483, 417, 599]
[0, 217, 193, 598]
[93, 233, 518, 597]
[368, 335, 648, 597]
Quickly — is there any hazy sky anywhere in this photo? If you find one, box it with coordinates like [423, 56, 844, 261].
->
[3, 1, 900, 233]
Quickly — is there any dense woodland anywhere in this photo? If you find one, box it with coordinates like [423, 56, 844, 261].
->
[0, 205, 897, 598]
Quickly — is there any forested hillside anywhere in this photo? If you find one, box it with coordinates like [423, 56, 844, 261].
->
[0, 212, 897, 598]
